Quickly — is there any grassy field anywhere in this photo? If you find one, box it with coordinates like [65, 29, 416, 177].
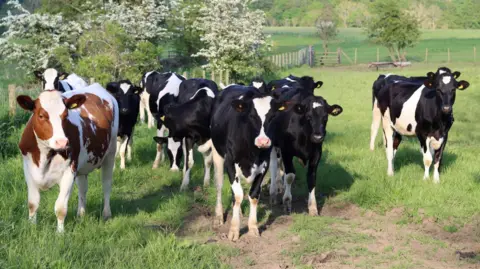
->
[266, 27, 480, 64]
[1, 63, 480, 268]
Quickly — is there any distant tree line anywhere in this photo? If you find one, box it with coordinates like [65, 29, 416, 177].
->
[251, 0, 480, 29]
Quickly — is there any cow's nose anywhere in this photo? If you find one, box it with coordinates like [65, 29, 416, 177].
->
[311, 133, 324, 143]
[255, 136, 271, 148]
[55, 138, 69, 149]
[442, 106, 451, 113]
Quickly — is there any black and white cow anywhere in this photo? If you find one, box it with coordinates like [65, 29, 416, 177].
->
[373, 69, 469, 183]
[154, 78, 219, 190]
[143, 71, 186, 169]
[210, 85, 285, 241]
[139, 71, 159, 129]
[268, 74, 323, 94]
[269, 90, 343, 215]
[34, 68, 88, 92]
[106, 80, 143, 169]
[370, 67, 461, 150]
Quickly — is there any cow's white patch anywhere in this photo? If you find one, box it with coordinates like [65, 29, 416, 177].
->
[281, 85, 290, 88]
[252, 96, 273, 141]
[384, 73, 392, 78]
[252, 81, 263, 89]
[286, 77, 295, 82]
[430, 137, 444, 150]
[439, 70, 446, 74]
[156, 73, 183, 109]
[168, 137, 181, 171]
[442, 76, 451, 84]
[120, 83, 131, 94]
[392, 85, 425, 136]
[64, 74, 88, 90]
[59, 81, 72, 92]
[235, 162, 267, 184]
[38, 91, 68, 148]
[189, 87, 215, 99]
[312, 102, 322, 109]
[44, 68, 58, 90]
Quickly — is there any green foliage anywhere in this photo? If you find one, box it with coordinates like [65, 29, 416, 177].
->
[366, 0, 421, 61]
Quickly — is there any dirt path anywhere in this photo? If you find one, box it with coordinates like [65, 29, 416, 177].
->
[177, 200, 480, 269]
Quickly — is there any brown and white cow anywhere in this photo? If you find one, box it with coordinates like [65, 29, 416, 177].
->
[17, 83, 119, 232]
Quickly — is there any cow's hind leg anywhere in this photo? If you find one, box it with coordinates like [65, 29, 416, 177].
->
[119, 135, 128, 170]
[248, 172, 266, 237]
[370, 98, 382, 151]
[393, 132, 402, 158]
[269, 148, 279, 205]
[127, 136, 133, 161]
[382, 109, 395, 176]
[76, 175, 88, 217]
[212, 145, 225, 228]
[226, 160, 242, 241]
[198, 139, 213, 187]
[139, 92, 146, 123]
[101, 151, 115, 220]
[55, 171, 75, 233]
[180, 137, 194, 191]
[152, 126, 166, 169]
[282, 152, 296, 214]
[418, 135, 433, 180]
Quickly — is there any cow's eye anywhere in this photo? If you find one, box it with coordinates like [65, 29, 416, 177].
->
[39, 114, 44, 120]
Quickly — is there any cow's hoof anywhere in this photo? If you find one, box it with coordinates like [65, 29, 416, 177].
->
[213, 216, 223, 228]
[248, 227, 260, 237]
[228, 229, 240, 241]
[283, 199, 292, 214]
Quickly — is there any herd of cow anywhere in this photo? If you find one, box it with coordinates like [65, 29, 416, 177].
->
[14, 66, 470, 241]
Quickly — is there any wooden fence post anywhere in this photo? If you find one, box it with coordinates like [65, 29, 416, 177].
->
[225, 70, 229, 85]
[337, 48, 341, 64]
[376, 48, 379, 62]
[202, 69, 206, 79]
[90, 78, 95, 84]
[448, 48, 450, 63]
[354, 48, 357, 65]
[425, 48, 428, 63]
[9, 84, 16, 116]
[182, 71, 187, 79]
[211, 70, 215, 82]
[219, 70, 223, 85]
[474, 46, 476, 62]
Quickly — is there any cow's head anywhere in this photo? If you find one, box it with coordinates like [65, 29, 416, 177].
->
[284, 93, 343, 143]
[17, 91, 86, 150]
[425, 71, 469, 114]
[34, 68, 69, 90]
[230, 89, 283, 149]
[153, 136, 183, 171]
[106, 80, 143, 116]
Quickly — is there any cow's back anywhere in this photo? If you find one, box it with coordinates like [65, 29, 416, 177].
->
[63, 83, 119, 174]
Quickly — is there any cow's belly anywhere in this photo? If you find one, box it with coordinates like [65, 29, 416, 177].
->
[392, 112, 417, 136]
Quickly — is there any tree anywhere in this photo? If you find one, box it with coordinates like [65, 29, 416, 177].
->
[366, 0, 420, 62]
[316, 2, 338, 53]
[192, 0, 270, 81]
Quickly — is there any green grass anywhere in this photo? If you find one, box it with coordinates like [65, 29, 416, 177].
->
[1, 63, 480, 267]
[266, 27, 480, 64]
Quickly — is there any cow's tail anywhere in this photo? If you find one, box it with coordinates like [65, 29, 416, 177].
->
[372, 74, 386, 109]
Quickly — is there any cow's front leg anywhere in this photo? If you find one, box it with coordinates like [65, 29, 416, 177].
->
[180, 137, 194, 191]
[27, 182, 40, 224]
[119, 135, 128, 170]
[248, 171, 266, 237]
[226, 160, 241, 241]
[418, 134, 433, 180]
[307, 148, 322, 216]
[55, 171, 75, 233]
[197, 139, 213, 187]
[127, 136, 133, 162]
[269, 148, 279, 205]
[432, 135, 447, 184]
[282, 152, 296, 214]
[212, 145, 225, 228]
[382, 113, 395, 176]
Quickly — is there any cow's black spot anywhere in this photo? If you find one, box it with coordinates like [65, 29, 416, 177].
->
[407, 124, 412, 132]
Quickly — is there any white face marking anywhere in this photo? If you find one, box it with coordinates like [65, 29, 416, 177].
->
[442, 76, 451, 84]
[189, 87, 215, 99]
[252, 96, 273, 142]
[38, 91, 67, 148]
[43, 68, 58, 90]
[286, 77, 295, 82]
[120, 83, 131, 94]
[168, 138, 181, 170]
[438, 70, 446, 74]
[312, 102, 322, 109]
[392, 85, 425, 136]
[252, 81, 264, 89]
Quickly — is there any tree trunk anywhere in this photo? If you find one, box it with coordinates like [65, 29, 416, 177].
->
[387, 47, 396, 62]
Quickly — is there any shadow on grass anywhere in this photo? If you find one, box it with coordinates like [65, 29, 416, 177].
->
[393, 146, 458, 173]
[0, 111, 30, 159]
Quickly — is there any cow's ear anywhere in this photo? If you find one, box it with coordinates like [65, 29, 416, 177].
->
[328, 104, 343, 116]
[293, 104, 306, 115]
[315, 81, 323, 88]
[272, 100, 288, 111]
[17, 95, 35, 111]
[153, 136, 168, 144]
[58, 72, 69, 80]
[65, 94, 86, 109]
[424, 79, 434, 88]
[453, 71, 461, 79]
[457, 80, 470, 91]
[427, 72, 435, 79]
[106, 82, 119, 94]
[231, 99, 247, 112]
[133, 86, 143, 95]
[33, 70, 43, 80]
